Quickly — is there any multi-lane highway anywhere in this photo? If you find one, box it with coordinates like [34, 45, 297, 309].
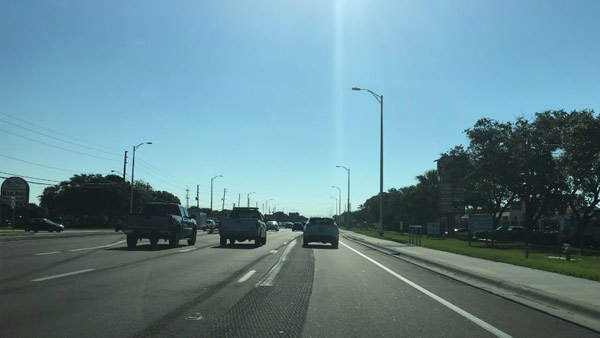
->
[1, 230, 597, 338]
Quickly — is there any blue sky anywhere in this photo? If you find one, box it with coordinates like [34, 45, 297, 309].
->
[1, 0, 599, 216]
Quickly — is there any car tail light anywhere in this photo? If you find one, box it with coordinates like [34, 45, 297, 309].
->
[256, 220, 260, 229]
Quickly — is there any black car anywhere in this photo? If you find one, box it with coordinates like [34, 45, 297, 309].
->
[292, 222, 304, 232]
[23, 218, 65, 233]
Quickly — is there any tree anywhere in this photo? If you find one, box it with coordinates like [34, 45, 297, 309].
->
[152, 190, 181, 204]
[39, 174, 181, 227]
[537, 109, 600, 248]
[509, 117, 566, 237]
[464, 118, 518, 227]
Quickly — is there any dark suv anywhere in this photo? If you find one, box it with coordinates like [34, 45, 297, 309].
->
[303, 217, 339, 248]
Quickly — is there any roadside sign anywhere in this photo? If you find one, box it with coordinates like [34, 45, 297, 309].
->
[426, 222, 440, 235]
[468, 214, 493, 232]
[10, 196, 15, 209]
[1, 177, 30, 208]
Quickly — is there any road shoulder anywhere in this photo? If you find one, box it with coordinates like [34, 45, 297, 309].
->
[341, 230, 600, 334]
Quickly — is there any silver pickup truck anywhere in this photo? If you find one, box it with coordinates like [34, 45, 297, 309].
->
[219, 207, 266, 247]
[124, 202, 198, 249]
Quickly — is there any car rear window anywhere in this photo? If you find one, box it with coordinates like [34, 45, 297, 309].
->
[229, 210, 261, 219]
[308, 218, 335, 226]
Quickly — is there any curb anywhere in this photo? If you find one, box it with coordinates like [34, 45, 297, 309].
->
[341, 232, 600, 333]
[0, 230, 121, 242]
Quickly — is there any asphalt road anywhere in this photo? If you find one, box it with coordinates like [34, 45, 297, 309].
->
[0, 229, 597, 338]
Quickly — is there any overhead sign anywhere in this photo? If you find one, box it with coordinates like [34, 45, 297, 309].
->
[468, 214, 493, 232]
[1, 177, 30, 208]
[426, 222, 440, 235]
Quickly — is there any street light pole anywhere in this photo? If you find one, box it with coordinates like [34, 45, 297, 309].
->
[336, 165, 351, 229]
[265, 199, 273, 214]
[210, 175, 223, 215]
[247, 192, 255, 207]
[129, 142, 152, 214]
[353, 86, 384, 236]
[330, 196, 338, 217]
[332, 186, 341, 224]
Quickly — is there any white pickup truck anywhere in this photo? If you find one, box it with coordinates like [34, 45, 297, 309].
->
[219, 207, 266, 247]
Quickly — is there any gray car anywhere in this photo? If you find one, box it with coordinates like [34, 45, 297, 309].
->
[303, 217, 339, 248]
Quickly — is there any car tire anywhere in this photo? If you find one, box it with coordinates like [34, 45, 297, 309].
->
[229, 238, 236, 245]
[303, 239, 308, 248]
[24, 228, 29, 232]
[261, 234, 267, 245]
[127, 235, 138, 249]
[332, 240, 339, 249]
[187, 228, 197, 246]
[254, 237, 261, 248]
[220, 236, 227, 247]
[150, 237, 159, 248]
[34, 229, 38, 233]
[169, 230, 180, 248]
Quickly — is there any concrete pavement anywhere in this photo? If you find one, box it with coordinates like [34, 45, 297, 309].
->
[341, 230, 600, 333]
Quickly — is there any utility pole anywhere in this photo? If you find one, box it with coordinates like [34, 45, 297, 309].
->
[123, 151, 128, 182]
[210, 175, 223, 215]
[238, 194, 241, 208]
[185, 187, 190, 208]
[221, 188, 227, 211]
[196, 185, 199, 208]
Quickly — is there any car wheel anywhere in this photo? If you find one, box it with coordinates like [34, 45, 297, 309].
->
[229, 238, 235, 245]
[150, 237, 159, 248]
[254, 237, 261, 248]
[261, 234, 267, 245]
[220, 236, 227, 247]
[49, 229, 54, 233]
[187, 228, 197, 246]
[169, 230, 180, 248]
[332, 240, 339, 249]
[34, 229, 38, 233]
[24, 228, 30, 232]
[127, 235, 138, 249]
[303, 239, 308, 248]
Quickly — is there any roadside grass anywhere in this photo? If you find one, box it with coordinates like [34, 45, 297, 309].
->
[351, 228, 600, 282]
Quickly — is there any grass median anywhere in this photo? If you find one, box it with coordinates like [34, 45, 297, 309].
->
[350, 228, 600, 282]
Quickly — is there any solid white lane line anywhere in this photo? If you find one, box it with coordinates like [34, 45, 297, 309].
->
[34, 251, 62, 256]
[179, 248, 197, 253]
[269, 249, 278, 254]
[238, 270, 257, 283]
[68, 240, 125, 252]
[256, 239, 297, 287]
[31, 269, 95, 282]
[340, 241, 514, 338]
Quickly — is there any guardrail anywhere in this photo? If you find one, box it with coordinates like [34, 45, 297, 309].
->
[409, 225, 422, 246]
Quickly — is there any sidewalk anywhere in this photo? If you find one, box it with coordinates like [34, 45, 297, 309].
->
[341, 230, 600, 333]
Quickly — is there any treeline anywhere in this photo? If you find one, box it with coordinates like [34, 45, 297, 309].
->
[39, 174, 180, 228]
[355, 110, 600, 248]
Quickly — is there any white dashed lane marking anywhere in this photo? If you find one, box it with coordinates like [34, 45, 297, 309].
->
[31, 269, 95, 282]
[238, 270, 257, 283]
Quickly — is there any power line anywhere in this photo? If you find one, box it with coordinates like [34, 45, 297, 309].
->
[0, 171, 62, 182]
[0, 118, 121, 156]
[136, 159, 198, 188]
[0, 111, 123, 152]
[0, 175, 53, 185]
[0, 129, 120, 162]
[135, 166, 188, 191]
[0, 153, 83, 173]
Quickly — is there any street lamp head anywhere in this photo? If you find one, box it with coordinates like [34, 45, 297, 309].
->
[351, 87, 361, 91]
[146, 142, 153, 145]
